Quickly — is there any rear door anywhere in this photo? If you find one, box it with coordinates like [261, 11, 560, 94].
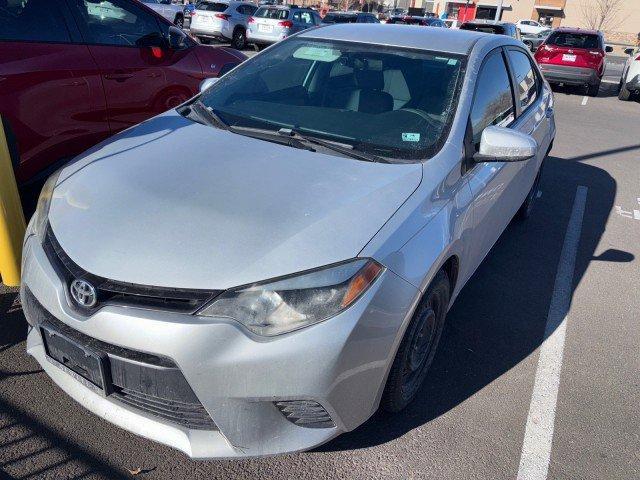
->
[540, 31, 604, 73]
[0, 0, 108, 183]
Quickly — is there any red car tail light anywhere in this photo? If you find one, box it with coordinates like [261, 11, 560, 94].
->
[278, 20, 293, 28]
[247, 16, 254, 23]
[214, 13, 230, 20]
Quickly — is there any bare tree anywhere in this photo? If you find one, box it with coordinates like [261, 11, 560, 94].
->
[581, 0, 624, 31]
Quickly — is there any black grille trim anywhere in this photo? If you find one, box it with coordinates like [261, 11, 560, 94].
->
[23, 288, 217, 431]
[43, 225, 221, 314]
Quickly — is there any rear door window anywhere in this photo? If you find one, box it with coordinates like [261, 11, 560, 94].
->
[471, 50, 515, 143]
[0, 0, 72, 43]
[547, 32, 600, 49]
[69, 0, 161, 47]
[507, 49, 539, 112]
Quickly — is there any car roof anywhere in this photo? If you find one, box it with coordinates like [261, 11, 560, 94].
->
[299, 24, 489, 55]
[554, 27, 601, 35]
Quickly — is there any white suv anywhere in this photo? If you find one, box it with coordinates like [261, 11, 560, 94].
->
[619, 46, 640, 101]
[516, 19, 548, 35]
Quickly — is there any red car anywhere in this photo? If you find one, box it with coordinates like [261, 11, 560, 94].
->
[534, 27, 613, 96]
[0, 0, 246, 185]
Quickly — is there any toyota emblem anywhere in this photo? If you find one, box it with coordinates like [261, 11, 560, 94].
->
[70, 279, 98, 308]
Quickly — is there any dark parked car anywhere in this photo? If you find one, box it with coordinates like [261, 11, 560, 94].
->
[321, 12, 379, 24]
[460, 20, 521, 40]
[387, 16, 446, 27]
[522, 29, 552, 52]
[534, 27, 612, 96]
[0, 0, 246, 184]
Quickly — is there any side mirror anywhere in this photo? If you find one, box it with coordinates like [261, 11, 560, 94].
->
[167, 26, 189, 50]
[473, 126, 537, 163]
[624, 47, 635, 55]
[605, 45, 614, 53]
[199, 77, 220, 93]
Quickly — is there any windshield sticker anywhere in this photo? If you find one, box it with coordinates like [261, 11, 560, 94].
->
[293, 46, 341, 63]
[402, 133, 421, 142]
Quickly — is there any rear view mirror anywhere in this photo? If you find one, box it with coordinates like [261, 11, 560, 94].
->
[473, 126, 538, 163]
[199, 77, 220, 93]
[167, 26, 189, 50]
[605, 45, 614, 53]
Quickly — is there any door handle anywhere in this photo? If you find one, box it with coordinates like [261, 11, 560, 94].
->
[62, 80, 85, 87]
[104, 72, 134, 82]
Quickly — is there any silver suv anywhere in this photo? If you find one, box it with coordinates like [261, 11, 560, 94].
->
[190, 0, 257, 49]
[247, 6, 321, 49]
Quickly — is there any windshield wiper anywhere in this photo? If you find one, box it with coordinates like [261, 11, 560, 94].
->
[277, 128, 389, 163]
[189, 100, 229, 130]
[226, 126, 316, 152]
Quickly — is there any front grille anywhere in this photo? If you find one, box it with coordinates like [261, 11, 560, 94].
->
[112, 388, 216, 430]
[42, 225, 221, 314]
[275, 400, 335, 429]
[24, 288, 217, 430]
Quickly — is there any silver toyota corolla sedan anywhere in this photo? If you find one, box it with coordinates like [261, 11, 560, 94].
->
[21, 24, 555, 458]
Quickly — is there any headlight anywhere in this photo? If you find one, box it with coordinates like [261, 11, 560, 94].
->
[198, 259, 384, 336]
[32, 171, 61, 242]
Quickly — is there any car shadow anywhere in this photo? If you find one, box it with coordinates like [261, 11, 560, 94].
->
[550, 81, 620, 98]
[318, 153, 627, 452]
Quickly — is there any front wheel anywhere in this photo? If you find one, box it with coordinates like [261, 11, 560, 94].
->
[231, 28, 246, 50]
[381, 270, 450, 413]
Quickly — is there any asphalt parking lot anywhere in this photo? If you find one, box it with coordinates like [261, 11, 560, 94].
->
[1, 60, 639, 479]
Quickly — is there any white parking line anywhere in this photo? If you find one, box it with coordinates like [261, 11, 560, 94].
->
[516, 186, 588, 480]
[581, 96, 589, 106]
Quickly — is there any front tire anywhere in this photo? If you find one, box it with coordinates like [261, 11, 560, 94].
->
[381, 270, 450, 413]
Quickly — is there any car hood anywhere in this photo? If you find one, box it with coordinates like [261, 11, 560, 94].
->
[49, 112, 422, 290]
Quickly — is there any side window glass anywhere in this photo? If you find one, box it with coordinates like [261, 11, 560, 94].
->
[70, 0, 161, 47]
[507, 49, 538, 111]
[248, 5, 257, 14]
[292, 11, 301, 22]
[470, 50, 515, 144]
[300, 12, 312, 24]
[0, 0, 71, 43]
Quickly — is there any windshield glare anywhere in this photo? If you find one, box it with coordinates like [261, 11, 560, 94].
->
[199, 38, 465, 160]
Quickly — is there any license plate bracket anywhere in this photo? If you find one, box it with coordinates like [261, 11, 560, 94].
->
[41, 323, 112, 396]
[562, 54, 577, 62]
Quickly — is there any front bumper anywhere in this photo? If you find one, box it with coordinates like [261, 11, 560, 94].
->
[539, 64, 600, 86]
[21, 234, 418, 458]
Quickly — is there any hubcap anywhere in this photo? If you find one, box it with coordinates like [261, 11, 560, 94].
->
[402, 306, 437, 392]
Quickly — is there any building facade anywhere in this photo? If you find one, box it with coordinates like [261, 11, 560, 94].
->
[406, 0, 640, 45]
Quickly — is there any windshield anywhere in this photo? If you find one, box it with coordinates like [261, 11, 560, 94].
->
[547, 32, 600, 49]
[254, 7, 289, 19]
[198, 38, 465, 161]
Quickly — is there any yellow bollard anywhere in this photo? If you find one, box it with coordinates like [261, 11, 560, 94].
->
[0, 116, 25, 286]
